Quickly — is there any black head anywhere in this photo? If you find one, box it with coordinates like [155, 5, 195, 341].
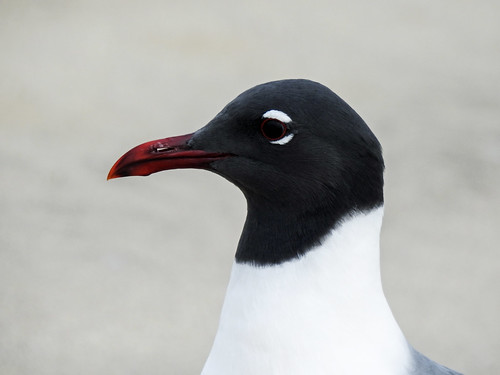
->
[108, 79, 384, 265]
[189, 79, 384, 264]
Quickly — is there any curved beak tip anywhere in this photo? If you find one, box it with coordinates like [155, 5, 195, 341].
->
[106, 170, 117, 180]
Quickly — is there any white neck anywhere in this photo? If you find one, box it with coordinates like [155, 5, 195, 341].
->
[201, 207, 412, 375]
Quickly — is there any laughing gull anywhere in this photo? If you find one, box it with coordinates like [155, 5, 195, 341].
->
[108, 79, 462, 374]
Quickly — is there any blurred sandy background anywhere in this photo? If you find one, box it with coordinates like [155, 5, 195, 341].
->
[1, 0, 499, 374]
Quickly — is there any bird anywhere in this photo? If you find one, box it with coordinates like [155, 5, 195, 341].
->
[107, 79, 462, 375]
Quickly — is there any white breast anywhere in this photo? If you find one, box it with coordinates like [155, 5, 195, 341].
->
[201, 207, 412, 375]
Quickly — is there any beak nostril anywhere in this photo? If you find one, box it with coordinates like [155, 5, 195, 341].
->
[155, 146, 171, 153]
[150, 142, 175, 153]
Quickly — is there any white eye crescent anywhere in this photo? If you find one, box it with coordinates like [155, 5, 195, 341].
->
[270, 133, 294, 145]
[262, 110, 292, 123]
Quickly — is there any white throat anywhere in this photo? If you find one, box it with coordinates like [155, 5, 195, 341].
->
[201, 207, 412, 375]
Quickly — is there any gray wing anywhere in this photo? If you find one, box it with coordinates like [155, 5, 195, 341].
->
[409, 347, 463, 375]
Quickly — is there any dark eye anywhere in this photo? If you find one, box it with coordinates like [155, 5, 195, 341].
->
[260, 119, 287, 141]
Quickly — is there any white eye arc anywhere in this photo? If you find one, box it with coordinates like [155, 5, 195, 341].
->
[262, 109, 292, 123]
[270, 133, 294, 145]
[261, 109, 294, 145]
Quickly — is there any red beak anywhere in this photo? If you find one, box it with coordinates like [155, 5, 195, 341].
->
[107, 133, 231, 180]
